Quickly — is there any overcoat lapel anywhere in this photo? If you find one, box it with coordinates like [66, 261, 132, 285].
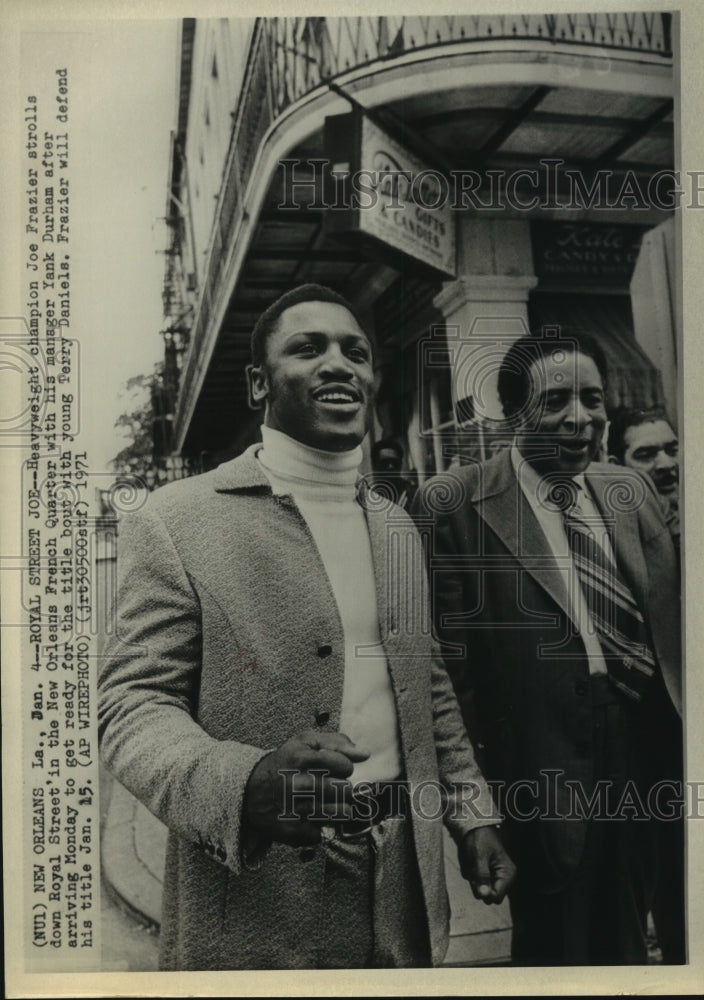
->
[472, 452, 574, 623]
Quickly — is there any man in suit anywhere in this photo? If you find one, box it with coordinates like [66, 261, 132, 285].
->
[99, 283, 514, 970]
[413, 330, 683, 965]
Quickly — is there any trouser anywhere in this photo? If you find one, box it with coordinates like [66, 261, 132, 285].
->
[509, 673, 684, 965]
[314, 815, 431, 968]
[651, 812, 686, 963]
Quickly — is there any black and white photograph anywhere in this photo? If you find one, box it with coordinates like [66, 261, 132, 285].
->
[2, 0, 703, 995]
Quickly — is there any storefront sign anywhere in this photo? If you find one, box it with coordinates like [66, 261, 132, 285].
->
[531, 221, 649, 284]
[324, 112, 456, 278]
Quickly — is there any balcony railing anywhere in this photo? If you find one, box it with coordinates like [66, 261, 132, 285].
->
[174, 12, 672, 448]
[266, 14, 671, 116]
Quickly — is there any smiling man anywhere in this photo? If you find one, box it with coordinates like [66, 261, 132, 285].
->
[413, 330, 683, 965]
[608, 407, 679, 498]
[99, 283, 514, 971]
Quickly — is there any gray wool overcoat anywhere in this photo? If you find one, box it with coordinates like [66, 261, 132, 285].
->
[98, 445, 497, 970]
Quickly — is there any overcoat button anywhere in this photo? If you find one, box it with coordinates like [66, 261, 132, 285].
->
[299, 847, 316, 862]
[317, 644, 332, 658]
[315, 711, 330, 726]
[575, 681, 588, 697]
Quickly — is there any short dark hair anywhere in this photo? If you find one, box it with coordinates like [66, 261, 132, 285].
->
[250, 283, 371, 366]
[497, 329, 609, 422]
[371, 437, 403, 463]
[607, 406, 672, 463]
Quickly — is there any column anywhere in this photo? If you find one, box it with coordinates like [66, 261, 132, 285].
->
[434, 217, 538, 424]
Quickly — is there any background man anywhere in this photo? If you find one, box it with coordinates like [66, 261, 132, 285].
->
[99, 283, 514, 971]
[369, 437, 418, 510]
[413, 331, 683, 965]
[608, 406, 680, 550]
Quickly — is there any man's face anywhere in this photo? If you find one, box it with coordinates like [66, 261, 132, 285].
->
[251, 300, 375, 452]
[515, 349, 607, 477]
[622, 419, 679, 496]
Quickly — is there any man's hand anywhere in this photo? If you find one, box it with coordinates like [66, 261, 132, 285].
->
[458, 826, 516, 905]
[244, 730, 369, 847]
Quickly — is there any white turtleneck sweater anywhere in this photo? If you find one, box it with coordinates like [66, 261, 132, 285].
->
[257, 426, 402, 782]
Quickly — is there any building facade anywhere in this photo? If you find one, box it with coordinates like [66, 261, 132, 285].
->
[160, 12, 678, 481]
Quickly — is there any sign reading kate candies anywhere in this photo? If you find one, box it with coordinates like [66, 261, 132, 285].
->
[323, 112, 457, 279]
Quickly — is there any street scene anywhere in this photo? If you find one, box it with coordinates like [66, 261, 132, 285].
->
[95, 11, 681, 973]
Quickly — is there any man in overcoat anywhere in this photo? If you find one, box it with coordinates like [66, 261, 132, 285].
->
[413, 331, 683, 965]
[99, 283, 514, 970]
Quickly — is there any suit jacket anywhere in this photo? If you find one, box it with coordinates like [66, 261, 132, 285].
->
[413, 450, 681, 890]
[98, 445, 497, 970]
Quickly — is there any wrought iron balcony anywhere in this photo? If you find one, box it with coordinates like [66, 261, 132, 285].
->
[266, 14, 671, 117]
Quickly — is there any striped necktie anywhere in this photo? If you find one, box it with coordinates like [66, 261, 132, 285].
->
[549, 481, 656, 702]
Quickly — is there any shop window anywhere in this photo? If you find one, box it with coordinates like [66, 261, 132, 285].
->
[412, 329, 513, 479]
[414, 336, 455, 481]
